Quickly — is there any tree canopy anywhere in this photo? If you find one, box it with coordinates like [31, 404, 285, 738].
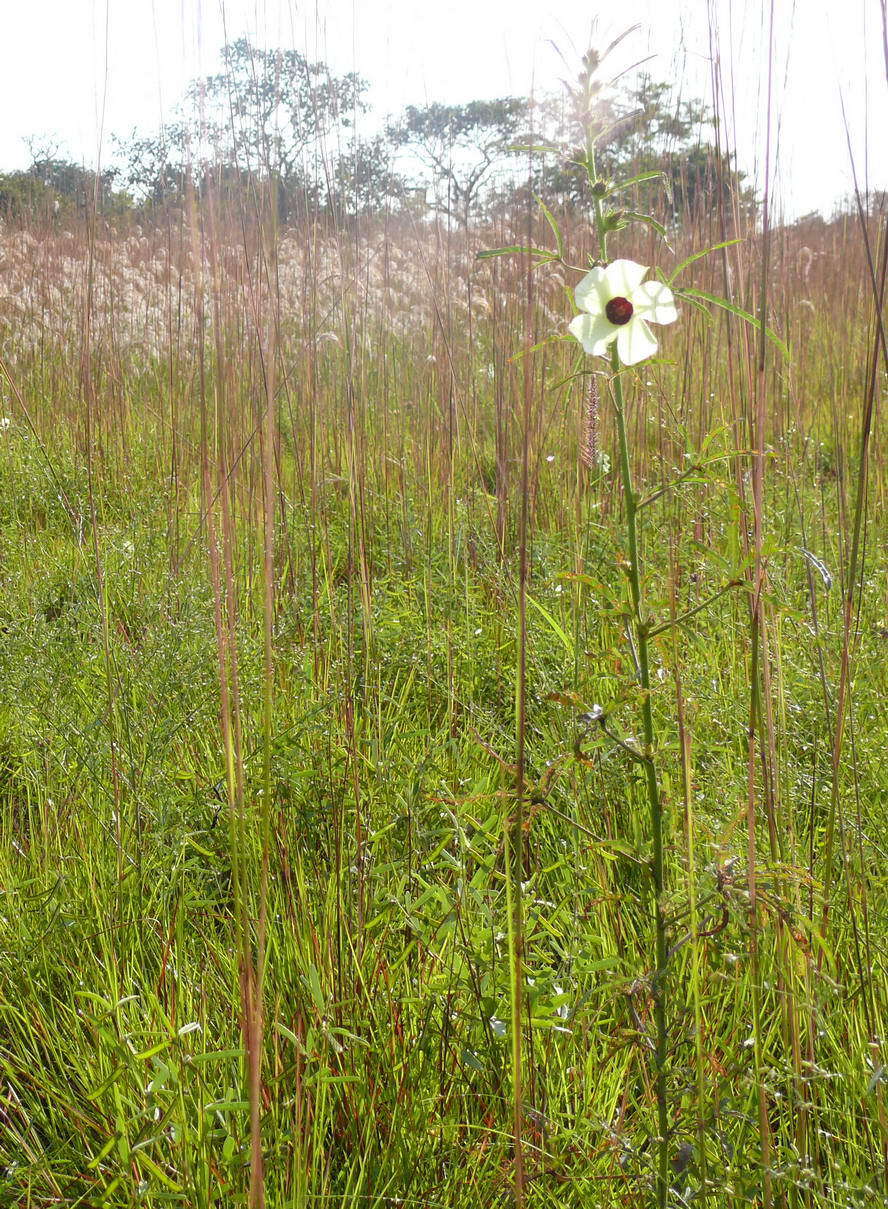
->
[0, 154, 129, 219]
[190, 38, 366, 182]
[386, 98, 531, 226]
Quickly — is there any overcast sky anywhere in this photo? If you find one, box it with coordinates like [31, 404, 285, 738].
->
[1, 0, 885, 218]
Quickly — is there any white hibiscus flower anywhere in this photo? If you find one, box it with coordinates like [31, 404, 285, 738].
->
[568, 259, 678, 366]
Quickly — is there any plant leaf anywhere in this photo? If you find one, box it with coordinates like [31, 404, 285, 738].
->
[668, 238, 742, 285]
[610, 170, 666, 193]
[621, 210, 671, 244]
[476, 245, 556, 262]
[680, 287, 789, 358]
[536, 196, 565, 260]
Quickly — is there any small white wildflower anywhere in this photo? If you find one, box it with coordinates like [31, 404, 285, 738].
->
[569, 259, 677, 366]
[0, 417, 10, 431]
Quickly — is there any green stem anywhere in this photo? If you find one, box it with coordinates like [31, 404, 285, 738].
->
[589, 164, 670, 1209]
[647, 580, 742, 639]
[612, 358, 670, 1209]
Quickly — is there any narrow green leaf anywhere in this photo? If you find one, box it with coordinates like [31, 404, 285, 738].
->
[621, 211, 671, 243]
[680, 287, 789, 358]
[307, 963, 326, 1016]
[611, 170, 667, 193]
[509, 333, 564, 362]
[525, 593, 574, 657]
[87, 1136, 117, 1170]
[668, 238, 743, 285]
[134, 1153, 182, 1192]
[134, 1039, 174, 1062]
[536, 196, 565, 260]
[188, 1048, 244, 1065]
[475, 245, 554, 262]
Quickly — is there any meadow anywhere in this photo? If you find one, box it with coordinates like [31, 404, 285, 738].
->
[0, 188, 885, 1208]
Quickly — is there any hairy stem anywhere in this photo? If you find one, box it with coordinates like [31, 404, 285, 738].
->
[612, 361, 671, 1208]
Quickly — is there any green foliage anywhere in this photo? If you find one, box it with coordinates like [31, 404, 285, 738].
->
[111, 125, 191, 207]
[114, 38, 372, 215]
[0, 170, 55, 218]
[0, 157, 131, 219]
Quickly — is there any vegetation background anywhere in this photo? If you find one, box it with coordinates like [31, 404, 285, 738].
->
[0, 9, 885, 1208]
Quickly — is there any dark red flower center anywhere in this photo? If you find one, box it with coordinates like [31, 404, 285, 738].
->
[605, 296, 634, 325]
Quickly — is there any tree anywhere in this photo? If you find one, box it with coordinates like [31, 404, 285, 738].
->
[0, 147, 130, 219]
[386, 98, 531, 226]
[115, 39, 368, 217]
[326, 135, 404, 218]
[188, 38, 366, 184]
[112, 124, 191, 207]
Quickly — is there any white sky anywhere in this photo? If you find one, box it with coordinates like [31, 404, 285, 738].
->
[1, 0, 885, 218]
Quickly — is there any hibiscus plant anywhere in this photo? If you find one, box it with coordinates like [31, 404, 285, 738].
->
[476, 72, 744, 1209]
[476, 33, 793, 1205]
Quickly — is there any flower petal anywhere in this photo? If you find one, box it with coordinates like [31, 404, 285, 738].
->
[601, 258, 648, 299]
[616, 317, 659, 365]
[631, 279, 678, 326]
[569, 312, 618, 356]
[574, 267, 607, 315]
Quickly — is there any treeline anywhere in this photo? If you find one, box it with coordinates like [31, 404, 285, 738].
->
[0, 40, 750, 226]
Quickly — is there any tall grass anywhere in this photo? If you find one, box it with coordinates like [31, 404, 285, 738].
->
[0, 107, 885, 1209]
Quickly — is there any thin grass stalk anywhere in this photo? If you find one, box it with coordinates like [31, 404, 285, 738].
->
[669, 532, 707, 1189]
[506, 180, 538, 1209]
[253, 201, 279, 1209]
[743, 6, 778, 1203]
[82, 235, 126, 889]
[817, 174, 888, 1182]
[818, 178, 887, 951]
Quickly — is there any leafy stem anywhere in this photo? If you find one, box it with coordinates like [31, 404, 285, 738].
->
[588, 144, 671, 1209]
[647, 579, 745, 639]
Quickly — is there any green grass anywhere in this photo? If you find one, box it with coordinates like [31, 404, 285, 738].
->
[0, 208, 885, 1208]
